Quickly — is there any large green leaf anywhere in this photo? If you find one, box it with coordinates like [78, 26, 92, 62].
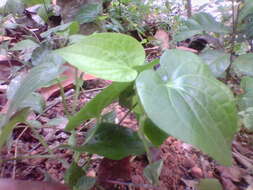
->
[55, 33, 145, 82]
[72, 123, 145, 160]
[200, 50, 230, 78]
[0, 108, 30, 149]
[136, 49, 237, 166]
[233, 53, 253, 77]
[65, 82, 131, 131]
[75, 3, 102, 24]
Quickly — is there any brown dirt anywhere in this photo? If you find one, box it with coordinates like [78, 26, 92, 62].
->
[0, 79, 252, 190]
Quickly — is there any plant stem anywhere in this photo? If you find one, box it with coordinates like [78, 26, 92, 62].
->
[118, 103, 138, 125]
[57, 79, 71, 118]
[137, 116, 152, 164]
[227, 0, 240, 79]
[26, 122, 54, 155]
[72, 69, 84, 114]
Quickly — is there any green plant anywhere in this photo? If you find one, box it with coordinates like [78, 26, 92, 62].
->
[1, 0, 253, 189]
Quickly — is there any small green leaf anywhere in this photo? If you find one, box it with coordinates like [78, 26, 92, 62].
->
[55, 33, 145, 82]
[238, 76, 253, 111]
[10, 39, 39, 51]
[173, 30, 202, 42]
[27, 120, 42, 128]
[73, 123, 145, 160]
[144, 160, 163, 185]
[0, 108, 30, 149]
[74, 176, 96, 190]
[200, 50, 230, 78]
[7, 54, 63, 117]
[143, 118, 168, 147]
[64, 162, 85, 187]
[65, 82, 131, 131]
[18, 92, 45, 113]
[238, 0, 253, 23]
[31, 46, 52, 66]
[23, 0, 51, 6]
[41, 22, 80, 38]
[101, 111, 116, 123]
[239, 107, 253, 131]
[188, 13, 230, 34]
[136, 49, 238, 166]
[75, 3, 102, 24]
[197, 179, 222, 190]
[233, 53, 253, 77]
[47, 117, 68, 126]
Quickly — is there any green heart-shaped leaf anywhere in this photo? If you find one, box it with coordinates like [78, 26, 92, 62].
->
[136, 49, 237, 166]
[55, 33, 145, 82]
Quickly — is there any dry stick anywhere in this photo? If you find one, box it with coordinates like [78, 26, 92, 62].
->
[12, 126, 30, 179]
[57, 79, 72, 118]
[2, 154, 58, 162]
[105, 179, 159, 190]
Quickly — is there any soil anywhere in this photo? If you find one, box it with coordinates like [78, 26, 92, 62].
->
[0, 78, 252, 190]
[0, 8, 253, 190]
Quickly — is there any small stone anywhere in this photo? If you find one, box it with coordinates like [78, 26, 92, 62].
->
[191, 166, 203, 178]
[183, 158, 195, 169]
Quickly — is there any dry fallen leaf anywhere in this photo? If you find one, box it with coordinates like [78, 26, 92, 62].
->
[0, 36, 12, 42]
[40, 64, 97, 100]
[154, 29, 170, 50]
[176, 46, 198, 53]
[0, 178, 69, 190]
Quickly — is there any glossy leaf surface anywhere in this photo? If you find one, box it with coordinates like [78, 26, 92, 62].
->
[56, 33, 145, 82]
[73, 123, 145, 160]
[136, 49, 237, 165]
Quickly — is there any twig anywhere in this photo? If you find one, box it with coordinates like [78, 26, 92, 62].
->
[12, 125, 30, 179]
[118, 103, 138, 125]
[105, 179, 159, 189]
[2, 154, 58, 162]
[57, 79, 71, 117]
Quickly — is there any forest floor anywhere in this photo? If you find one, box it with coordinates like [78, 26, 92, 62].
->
[0, 10, 253, 190]
[0, 76, 253, 190]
